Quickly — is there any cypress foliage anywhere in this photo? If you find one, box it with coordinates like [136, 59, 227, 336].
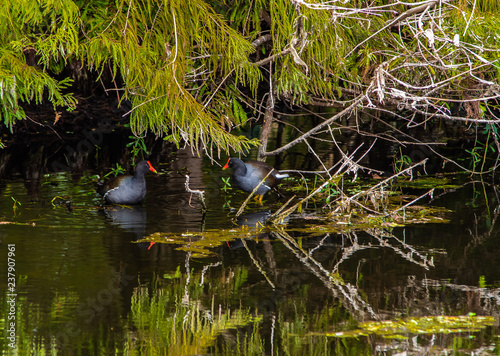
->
[1, 0, 499, 154]
[1, 0, 261, 153]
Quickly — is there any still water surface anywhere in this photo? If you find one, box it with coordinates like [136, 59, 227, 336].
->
[1, 152, 500, 355]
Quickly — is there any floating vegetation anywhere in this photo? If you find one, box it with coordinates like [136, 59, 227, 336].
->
[289, 206, 450, 236]
[329, 315, 496, 339]
[139, 191, 452, 258]
[393, 176, 462, 190]
[137, 225, 271, 258]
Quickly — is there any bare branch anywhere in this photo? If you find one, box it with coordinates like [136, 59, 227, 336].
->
[261, 95, 367, 157]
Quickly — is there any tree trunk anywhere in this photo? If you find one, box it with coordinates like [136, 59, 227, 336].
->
[257, 93, 275, 161]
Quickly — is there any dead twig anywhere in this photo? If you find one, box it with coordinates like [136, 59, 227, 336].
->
[261, 94, 367, 157]
[184, 175, 206, 211]
[331, 158, 429, 215]
[346, 0, 439, 58]
[235, 170, 274, 218]
[388, 188, 435, 219]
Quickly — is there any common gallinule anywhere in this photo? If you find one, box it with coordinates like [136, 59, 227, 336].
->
[98, 160, 157, 205]
[223, 157, 288, 203]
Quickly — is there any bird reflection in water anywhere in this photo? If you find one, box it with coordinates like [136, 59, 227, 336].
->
[104, 205, 147, 241]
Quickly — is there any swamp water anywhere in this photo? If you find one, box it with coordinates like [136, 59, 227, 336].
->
[0, 149, 500, 355]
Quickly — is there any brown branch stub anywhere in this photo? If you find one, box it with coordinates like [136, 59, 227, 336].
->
[252, 34, 272, 48]
[253, 48, 291, 67]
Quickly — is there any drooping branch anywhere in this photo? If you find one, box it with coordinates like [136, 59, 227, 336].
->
[346, 0, 439, 58]
[260, 94, 367, 157]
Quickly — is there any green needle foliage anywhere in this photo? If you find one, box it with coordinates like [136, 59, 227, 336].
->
[1, 0, 261, 153]
[1, 0, 500, 159]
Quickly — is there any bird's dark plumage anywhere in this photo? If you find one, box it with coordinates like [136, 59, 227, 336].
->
[98, 160, 157, 205]
[223, 157, 288, 202]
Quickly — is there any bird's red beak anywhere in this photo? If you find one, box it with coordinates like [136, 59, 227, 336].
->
[223, 158, 230, 170]
[147, 161, 157, 173]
